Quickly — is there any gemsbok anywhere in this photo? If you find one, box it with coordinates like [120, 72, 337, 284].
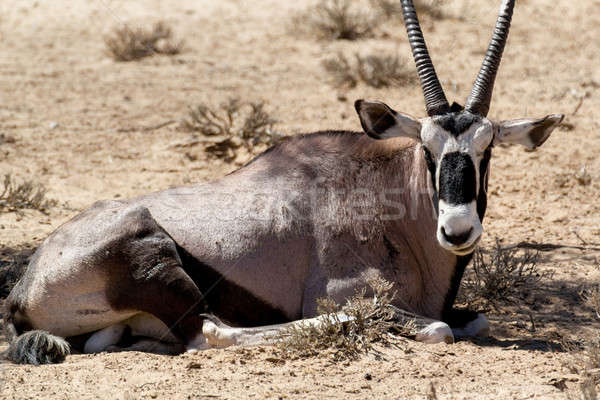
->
[5, 0, 563, 365]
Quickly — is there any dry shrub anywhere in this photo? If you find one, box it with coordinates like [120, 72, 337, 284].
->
[322, 52, 416, 88]
[294, 0, 374, 40]
[276, 278, 415, 361]
[458, 241, 552, 310]
[0, 247, 33, 298]
[370, 0, 446, 19]
[584, 286, 600, 320]
[0, 174, 56, 215]
[181, 98, 282, 162]
[105, 21, 183, 62]
[563, 285, 600, 399]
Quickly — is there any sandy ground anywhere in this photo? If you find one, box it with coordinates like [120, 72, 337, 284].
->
[0, 0, 599, 398]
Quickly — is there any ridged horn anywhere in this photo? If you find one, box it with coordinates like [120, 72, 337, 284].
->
[465, 0, 515, 117]
[401, 0, 449, 116]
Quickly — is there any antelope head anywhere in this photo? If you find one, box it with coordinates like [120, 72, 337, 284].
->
[355, 0, 563, 256]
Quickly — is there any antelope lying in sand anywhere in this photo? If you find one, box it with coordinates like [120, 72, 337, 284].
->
[5, 0, 563, 364]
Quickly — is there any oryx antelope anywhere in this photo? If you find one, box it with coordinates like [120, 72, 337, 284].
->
[5, 0, 563, 365]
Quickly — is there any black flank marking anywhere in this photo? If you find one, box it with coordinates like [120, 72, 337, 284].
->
[383, 235, 399, 261]
[176, 245, 290, 327]
[434, 111, 480, 137]
[439, 152, 476, 205]
[76, 309, 110, 315]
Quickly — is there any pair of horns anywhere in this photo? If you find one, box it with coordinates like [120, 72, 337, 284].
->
[401, 0, 515, 117]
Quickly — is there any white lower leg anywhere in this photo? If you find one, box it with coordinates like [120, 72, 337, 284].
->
[415, 321, 454, 344]
[185, 332, 209, 353]
[452, 313, 490, 338]
[83, 324, 126, 353]
[200, 312, 355, 349]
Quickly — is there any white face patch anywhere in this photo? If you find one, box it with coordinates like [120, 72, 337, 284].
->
[437, 200, 483, 255]
[419, 116, 494, 254]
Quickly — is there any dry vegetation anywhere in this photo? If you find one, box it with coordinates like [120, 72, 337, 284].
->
[0, 247, 33, 298]
[180, 98, 282, 162]
[564, 285, 600, 400]
[322, 52, 416, 88]
[0, 174, 56, 215]
[276, 278, 415, 361]
[105, 21, 183, 62]
[294, 0, 446, 41]
[370, 0, 446, 20]
[293, 0, 374, 40]
[458, 242, 553, 311]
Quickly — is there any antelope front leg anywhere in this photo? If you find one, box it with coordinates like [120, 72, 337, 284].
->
[387, 306, 455, 344]
[198, 313, 356, 348]
[200, 308, 456, 348]
[443, 309, 490, 339]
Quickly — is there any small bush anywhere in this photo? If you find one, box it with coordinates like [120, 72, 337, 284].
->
[370, 0, 445, 20]
[322, 52, 416, 88]
[564, 285, 600, 399]
[295, 0, 374, 40]
[276, 278, 415, 361]
[105, 21, 183, 62]
[181, 98, 282, 162]
[0, 247, 33, 298]
[0, 174, 56, 214]
[458, 241, 553, 310]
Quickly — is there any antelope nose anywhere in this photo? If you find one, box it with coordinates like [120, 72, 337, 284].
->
[441, 226, 473, 246]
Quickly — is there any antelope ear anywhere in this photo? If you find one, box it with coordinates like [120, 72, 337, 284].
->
[355, 100, 421, 140]
[494, 114, 564, 150]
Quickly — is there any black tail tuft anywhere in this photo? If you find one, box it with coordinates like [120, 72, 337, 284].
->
[7, 330, 70, 365]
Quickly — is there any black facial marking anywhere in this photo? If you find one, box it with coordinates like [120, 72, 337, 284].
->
[422, 146, 437, 192]
[476, 147, 492, 221]
[434, 112, 480, 137]
[449, 102, 464, 113]
[439, 152, 477, 205]
[442, 146, 493, 317]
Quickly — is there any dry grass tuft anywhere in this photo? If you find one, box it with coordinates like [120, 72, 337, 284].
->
[458, 241, 553, 311]
[370, 0, 446, 20]
[0, 247, 33, 298]
[583, 286, 600, 320]
[276, 278, 415, 361]
[322, 52, 416, 88]
[181, 98, 282, 162]
[0, 174, 56, 215]
[294, 0, 374, 40]
[105, 21, 183, 62]
[563, 285, 600, 399]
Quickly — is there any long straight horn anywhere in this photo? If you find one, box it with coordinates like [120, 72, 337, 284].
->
[465, 0, 515, 117]
[401, 0, 449, 116]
